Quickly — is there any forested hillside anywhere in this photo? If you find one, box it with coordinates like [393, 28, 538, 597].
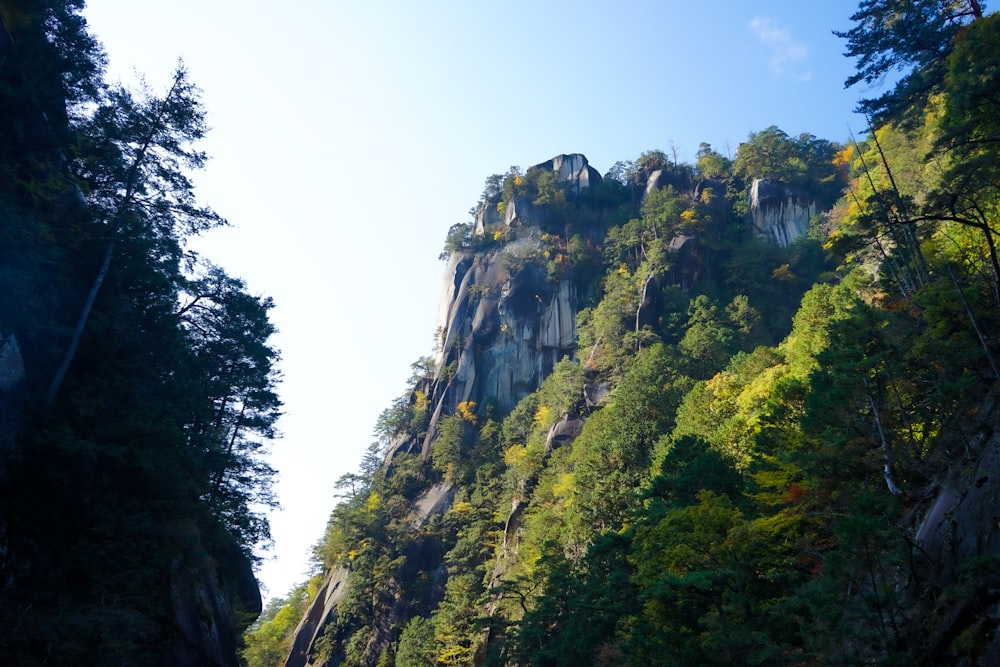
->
[1, 1, 280, 663]
[4, 1, 1000, 666]
[249, 3, 1000, 666]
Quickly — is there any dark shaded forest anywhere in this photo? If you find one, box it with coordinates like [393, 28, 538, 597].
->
[1, 1, 280, 664]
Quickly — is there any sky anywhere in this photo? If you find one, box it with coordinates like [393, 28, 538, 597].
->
[81, 0, 871, 603]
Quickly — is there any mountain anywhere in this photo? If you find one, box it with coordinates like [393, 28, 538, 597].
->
[261, 76, 1000, 662]
[4, 2, 1000, 665]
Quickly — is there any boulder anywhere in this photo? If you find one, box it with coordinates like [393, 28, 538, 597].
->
[536, 153, 603, 197]
[543, 415, 584, 455]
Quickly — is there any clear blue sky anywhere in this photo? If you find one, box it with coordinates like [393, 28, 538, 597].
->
[82, 0, 869, 602]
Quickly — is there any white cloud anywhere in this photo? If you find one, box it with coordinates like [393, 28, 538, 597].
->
[749, 17, 812, 82]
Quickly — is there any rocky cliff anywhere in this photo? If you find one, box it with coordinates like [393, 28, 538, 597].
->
[285, 147, 1000, 667]
[394, 155, 598, 463]
[749, 178, 817, 246]
[289, 156, 598, 665]
[283, 153, 830, 666]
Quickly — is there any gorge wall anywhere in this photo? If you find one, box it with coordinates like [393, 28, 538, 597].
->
[749, 178, 818, 246]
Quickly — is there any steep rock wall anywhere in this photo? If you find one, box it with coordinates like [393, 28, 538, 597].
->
[166, 524, 263, 667]
[419, 156, 596, 459]
[422, 232, 577, 459]
[911, 389, 1000, 661]
[749, 178, 817, 246]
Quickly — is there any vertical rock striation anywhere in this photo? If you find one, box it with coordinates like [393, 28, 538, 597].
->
[749, 178, 817, 246]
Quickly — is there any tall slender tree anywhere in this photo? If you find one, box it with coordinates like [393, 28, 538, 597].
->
[45, 64, 225, 405]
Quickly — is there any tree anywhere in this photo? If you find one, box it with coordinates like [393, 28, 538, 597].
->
[678, 295, 737, 378]
[734, 126, 799, 183]
[636, 149, 670, 172]
[396, 616, 437, 667]
[696, 143, 731, 180]
[834, 0, 985, 123]
[925, 12, 1000, 304]
[734, 127, 843, 205]
[180, 262, 282, 553]
[46, 64, 225, 404]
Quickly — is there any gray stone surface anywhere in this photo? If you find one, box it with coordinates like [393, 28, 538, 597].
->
[749, 178, 817, 246]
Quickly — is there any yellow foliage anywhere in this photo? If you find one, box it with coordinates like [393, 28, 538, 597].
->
[533, 404, 552, 428]
[680, 209, 696, 223]
[414, 389, 428, 414]
[437, 644, 474, 667]
[772, 264, 795, 281]
[493, 230, 504, 241]
[457, 400, 477, 423]
[514, 175, 525, 187]
[617, 263, 629, 276]
[364, 491, 380, 512]
[552, 472, 575, 501]
[497, 201, 506, 215]
[503, 443, 528, 467]
[705, 370, 736, 404]
[450, 500, 474, 515]
[823, 228, 843, 251]
[833, 144, 854, 168]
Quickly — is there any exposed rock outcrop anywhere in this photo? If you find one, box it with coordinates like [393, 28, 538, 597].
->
[474, 153, 601, 234]
[534, 153, 602, 197]
[413, 155, 599, 460]
[419, 235, 576, 459]
[284, 484, 455, 667]
[906, 389, 1000, 662]
[284, 567, 351, 667]
[749, 178, 817, 246]
[644, 168, 685, 198]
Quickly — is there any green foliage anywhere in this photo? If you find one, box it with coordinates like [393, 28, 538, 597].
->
[0, 4, 279, 662]
[570, 344, 688, 532]
[696, 142, 732, 180]
[734, 125, 844, 206]
[396, 616, 437, 667]
[242, 587, 310, 666]
[440, 221, 492, 260]
[247, 9, 1000, 664]
[834, 0, 985, 124]
[432, 411, 477, 484]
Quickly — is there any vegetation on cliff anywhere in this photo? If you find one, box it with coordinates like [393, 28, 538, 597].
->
[4, 0, 1000, 665]
[253, 3, 1000, 665]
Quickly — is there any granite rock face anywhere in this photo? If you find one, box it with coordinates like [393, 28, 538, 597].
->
[419, 233, 577, 459]
[749, 178, 817, 246]
[474, 153, 601, 234]
[415, 156, 599, 459]
[165, 522, 262, 667]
